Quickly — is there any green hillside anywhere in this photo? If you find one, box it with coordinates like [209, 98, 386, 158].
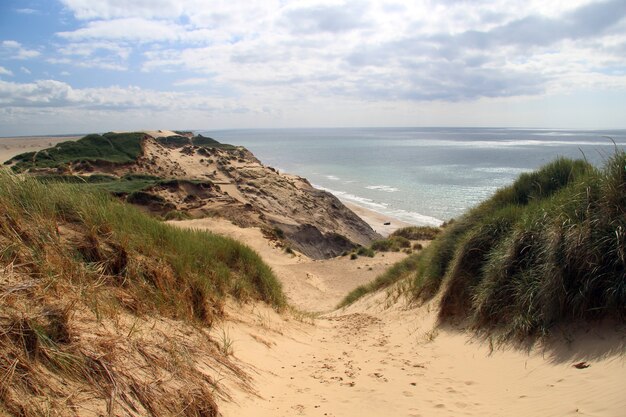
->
[7, 132, 146, 172]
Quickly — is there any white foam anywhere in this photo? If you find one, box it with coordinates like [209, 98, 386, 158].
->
[386, 209, 444, 227]
[400, 139, 626, 149]
[473, 167, 531, 174]
[325, 175, 340, 181]
[365, 185, 400, 192]
[313, 184, 388, 210]
[314, 184, 443, 227]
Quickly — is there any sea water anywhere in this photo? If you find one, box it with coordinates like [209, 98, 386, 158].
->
[200, 127, 626, 226]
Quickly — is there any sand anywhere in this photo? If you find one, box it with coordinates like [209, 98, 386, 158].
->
[344, 202, 413, 237]
[216, 293, 625, 417]
[171, 217, 409, 312]
[173, 216, 625, 417]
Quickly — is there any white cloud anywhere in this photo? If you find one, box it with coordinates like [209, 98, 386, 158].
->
[1, 40, 41, 59]
[2, 0, 624, 133]
[15, 8, 38, 14]
[20, 66, 31, 74]
[2, 40, 21, 48]
[0, 78, 243, 112]
[0, 66, 13, 76]
[173, 77, 209, 86]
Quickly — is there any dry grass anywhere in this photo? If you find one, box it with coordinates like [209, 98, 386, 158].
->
[0, 169, 283, 415]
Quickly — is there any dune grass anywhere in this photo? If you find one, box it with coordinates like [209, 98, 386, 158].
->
[340, 154, 626, 338]
[7, 132, 146, 172]
[390, 225, 441, 240]
[0, 170, 285, 320]
[338, 253, 422, 308]
[0, 169, 285, 415]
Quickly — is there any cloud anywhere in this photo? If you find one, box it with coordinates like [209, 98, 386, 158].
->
[8, 0, 626, 124]
[15, 8, 38, 14]
[173, 77, 209, 86]
[59, 0, 185, 20]
[57, 18, 185, 42]
[0, 66, 13, 76]
[1, 40, 41, 59]
[2, 40, 21, 48]
[0, 78, 242, 112]
[20, 66, 31, 75]
[281, 2, 372, 34]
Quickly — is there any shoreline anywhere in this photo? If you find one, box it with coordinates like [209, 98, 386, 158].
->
[1, 133, 417, 238]
[342, 201, 413, 237]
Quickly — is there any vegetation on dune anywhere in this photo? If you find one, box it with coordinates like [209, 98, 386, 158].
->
[0, 169, 284, 415]
[371, 235, 412, 252]
[341, 154, 626, 338]
[338, 253, 421, 308]
[7, 132, 146, 172]
[390, 225, 441, 241]
[0, 170, 284, 316]
[6, 131, 237, 173]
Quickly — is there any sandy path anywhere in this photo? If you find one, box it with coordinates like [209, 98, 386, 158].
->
[171, 217, 408, 312]
[219, 292, 626, 417]
[175, 219, 625, 417]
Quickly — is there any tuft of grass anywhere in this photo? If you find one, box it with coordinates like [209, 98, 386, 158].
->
[339, 154, 626, 338]
[371, 236, 411, 252]
[407, 154, 625, 339]
[391, 226, 441, 240]
[356, 246, 375, 257]
[338, 253, 421, 308]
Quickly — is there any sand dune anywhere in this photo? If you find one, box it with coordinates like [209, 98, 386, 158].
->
[0, 135, 80, 163]
[173, 216, 626, 417]
[216, 291, 625, 417]
[171, 217, 408, 312]
[5, 134, 624, 416]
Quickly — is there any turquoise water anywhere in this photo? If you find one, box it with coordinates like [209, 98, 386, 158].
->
[200, 128, 626, 226]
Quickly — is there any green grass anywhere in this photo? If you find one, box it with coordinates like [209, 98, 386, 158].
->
[411, 154, 625, 338]
[338, 154, 626, 338]
[371, 236, 411, 252]
[0, 169, 285, 323]
[8, 132, 145, 172]
[155, 135, 192, 147]
[338, 253, 421, 308]
[391, 225, 441, 240]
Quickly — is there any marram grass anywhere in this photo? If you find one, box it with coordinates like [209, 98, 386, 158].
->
[0, 169, 285, 323]
[341, 153, 625, 338]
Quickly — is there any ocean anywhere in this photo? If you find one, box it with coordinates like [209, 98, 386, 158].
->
[200, 127, 626, 226]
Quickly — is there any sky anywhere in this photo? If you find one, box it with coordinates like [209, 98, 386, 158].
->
[0, 0, 625, 135]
